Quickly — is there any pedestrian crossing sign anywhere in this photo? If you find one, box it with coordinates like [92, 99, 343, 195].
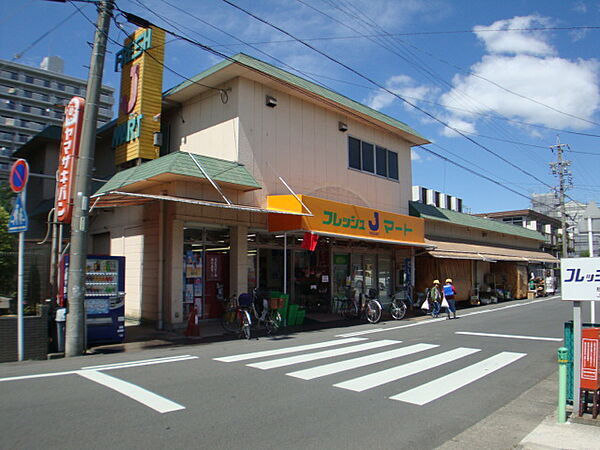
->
[8, 192, 28, 233]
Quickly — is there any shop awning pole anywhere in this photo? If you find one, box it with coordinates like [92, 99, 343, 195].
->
[284, 232, 287, 294]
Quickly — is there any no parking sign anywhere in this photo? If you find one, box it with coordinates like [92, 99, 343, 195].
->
[9, 159, 29, 193]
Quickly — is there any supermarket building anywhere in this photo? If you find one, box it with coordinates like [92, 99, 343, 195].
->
[87, 40, 431, 329]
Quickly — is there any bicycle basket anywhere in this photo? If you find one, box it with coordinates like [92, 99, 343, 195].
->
[269, 297, 285, 309]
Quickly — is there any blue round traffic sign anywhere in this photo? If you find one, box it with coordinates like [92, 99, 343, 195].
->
[9, 159, 29, 193]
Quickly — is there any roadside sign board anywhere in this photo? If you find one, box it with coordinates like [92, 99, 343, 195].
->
[561, 257, 600, 301]
[8, 192, 28, 233]
[9, 159, 29, 193]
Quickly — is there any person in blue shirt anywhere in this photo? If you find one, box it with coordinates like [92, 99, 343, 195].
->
[443, 278, 457, 319]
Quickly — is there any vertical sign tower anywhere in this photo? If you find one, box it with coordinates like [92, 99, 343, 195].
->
[113, 26, 165, 166]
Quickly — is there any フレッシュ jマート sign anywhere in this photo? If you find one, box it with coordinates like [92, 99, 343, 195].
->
[561, 257, 600, 301]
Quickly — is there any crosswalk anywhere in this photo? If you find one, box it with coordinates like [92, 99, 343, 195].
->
[214, 338, 526, 406]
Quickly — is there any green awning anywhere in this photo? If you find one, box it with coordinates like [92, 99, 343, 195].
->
[93, 151, 261, 196]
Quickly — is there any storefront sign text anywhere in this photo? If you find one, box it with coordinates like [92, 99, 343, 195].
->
[56, 96, 85, 223]
[561, 257, 600, 301]
[112, 26, 164, 165]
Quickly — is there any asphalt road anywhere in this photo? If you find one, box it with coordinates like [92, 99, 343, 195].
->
[0, 295, 572, 450]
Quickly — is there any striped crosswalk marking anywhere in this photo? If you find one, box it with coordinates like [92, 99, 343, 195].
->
[334, 347, 480, 392]
[213, 337, 366, 363]
[287, 343, 438, 380]
[390, 351, 526, 405]
[247, 340, 400, 370]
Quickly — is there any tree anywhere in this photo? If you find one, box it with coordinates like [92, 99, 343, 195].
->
[0, 206, 17, 296]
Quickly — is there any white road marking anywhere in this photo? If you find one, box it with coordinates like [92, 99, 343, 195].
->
[82, 355, 198, 371]
[336, 296, 558, 338]
[0, 370, 80, 383]
[390, 351, 526, 405]
[455, 331, 563, 342]
[333, 347, 480, 392]
[286, 343, 438, 380]
[213, 337, 367, 362]
[247, 340, 400, 370]
[77, 370, 185, 413]
[0, 355, 198, 383]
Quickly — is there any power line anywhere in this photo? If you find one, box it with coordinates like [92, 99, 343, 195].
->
[110, 4, 590, 212]
[219, 0, 557, 192]
[208, 26, 600, 46]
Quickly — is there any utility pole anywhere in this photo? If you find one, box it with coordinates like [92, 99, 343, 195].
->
[550, 137, 572, 259]
[65, 0, 114, 357]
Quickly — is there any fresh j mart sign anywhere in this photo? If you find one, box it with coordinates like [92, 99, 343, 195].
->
[112, 26, 164, 164]
[561, 257, 600, 301]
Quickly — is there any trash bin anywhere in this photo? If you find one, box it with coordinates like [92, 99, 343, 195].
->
[55, 307, 66, 353]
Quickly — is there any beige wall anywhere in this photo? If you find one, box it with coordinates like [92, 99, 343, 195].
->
[90, 203, 159, 323]
[168, 76, 415, 216]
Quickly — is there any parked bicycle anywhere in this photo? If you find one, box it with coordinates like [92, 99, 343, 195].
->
[339, 288, 382, 324]
[221, 289, 283, 339]
[247, 288, 283, 336]
[221, 294, 252, 339]
[389, 292, 408, 320]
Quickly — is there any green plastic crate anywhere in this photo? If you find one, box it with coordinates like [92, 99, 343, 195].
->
[295, 309, 306, 326]
[287, 304, 299, 326]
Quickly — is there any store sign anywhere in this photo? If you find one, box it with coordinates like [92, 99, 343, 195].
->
[267, 195, 425, 244]
[113, 26, 165, 165]
[56, 97, 85, 223]
[561, 257, 600, 301]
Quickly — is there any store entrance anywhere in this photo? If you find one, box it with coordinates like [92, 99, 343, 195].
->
[183, 227, 230, 320]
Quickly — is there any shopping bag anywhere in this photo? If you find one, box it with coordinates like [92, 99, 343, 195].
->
[421, 300, 429, 310]
[441, 297, 450, 309]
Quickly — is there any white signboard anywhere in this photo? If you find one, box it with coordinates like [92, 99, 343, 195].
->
[561, 257, 600, 301]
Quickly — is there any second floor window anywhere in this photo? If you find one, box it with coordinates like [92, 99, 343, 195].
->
[348, 136, 399, 180]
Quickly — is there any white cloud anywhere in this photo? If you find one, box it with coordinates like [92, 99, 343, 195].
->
[365, 74, 438, 110]
[411, 148, 421, 161]
[440, 15, 600, 134]
[474, 15, 555, 56]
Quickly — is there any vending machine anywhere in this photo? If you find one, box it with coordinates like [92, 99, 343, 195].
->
[59, 255, 126, 345]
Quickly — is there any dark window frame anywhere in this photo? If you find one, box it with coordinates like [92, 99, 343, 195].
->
[348, 135, 399, 181]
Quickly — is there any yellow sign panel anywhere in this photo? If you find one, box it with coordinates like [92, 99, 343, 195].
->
[113, 27, 165, 165]
[268, 195, 425, 244]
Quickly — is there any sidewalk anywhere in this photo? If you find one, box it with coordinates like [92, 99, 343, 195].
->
[438, 371, 600, 450]
[520, 414, 600, 450]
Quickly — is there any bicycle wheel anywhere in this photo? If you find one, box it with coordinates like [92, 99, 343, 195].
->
[265, 311, 282, 335]
[241, 310, 252, 340]
[221, 308, 241, 333]
[366, 300, 382, 324]
[390, 299, 407, 320]
[344, 301, 359, 320]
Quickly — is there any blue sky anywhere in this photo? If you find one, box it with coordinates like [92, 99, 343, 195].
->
[2, 0, 600, 213]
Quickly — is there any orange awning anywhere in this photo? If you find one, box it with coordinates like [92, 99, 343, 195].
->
[267, 194, 427, 247]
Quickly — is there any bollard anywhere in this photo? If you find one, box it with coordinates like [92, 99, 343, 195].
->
[558, 347, 569, 423]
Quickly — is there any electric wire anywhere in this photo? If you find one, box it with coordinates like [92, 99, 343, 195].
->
[220, 0, 558, 191]
[95, 3, 594, 214]
[111, 4, 587, 214]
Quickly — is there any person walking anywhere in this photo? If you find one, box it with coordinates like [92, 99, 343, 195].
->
[429, 280, 442, 318]
[443, 278, 457, 319]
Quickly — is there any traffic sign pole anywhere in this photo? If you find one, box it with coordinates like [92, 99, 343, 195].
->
[8, 159, 29, 362]
[17, 200, 25, 361]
